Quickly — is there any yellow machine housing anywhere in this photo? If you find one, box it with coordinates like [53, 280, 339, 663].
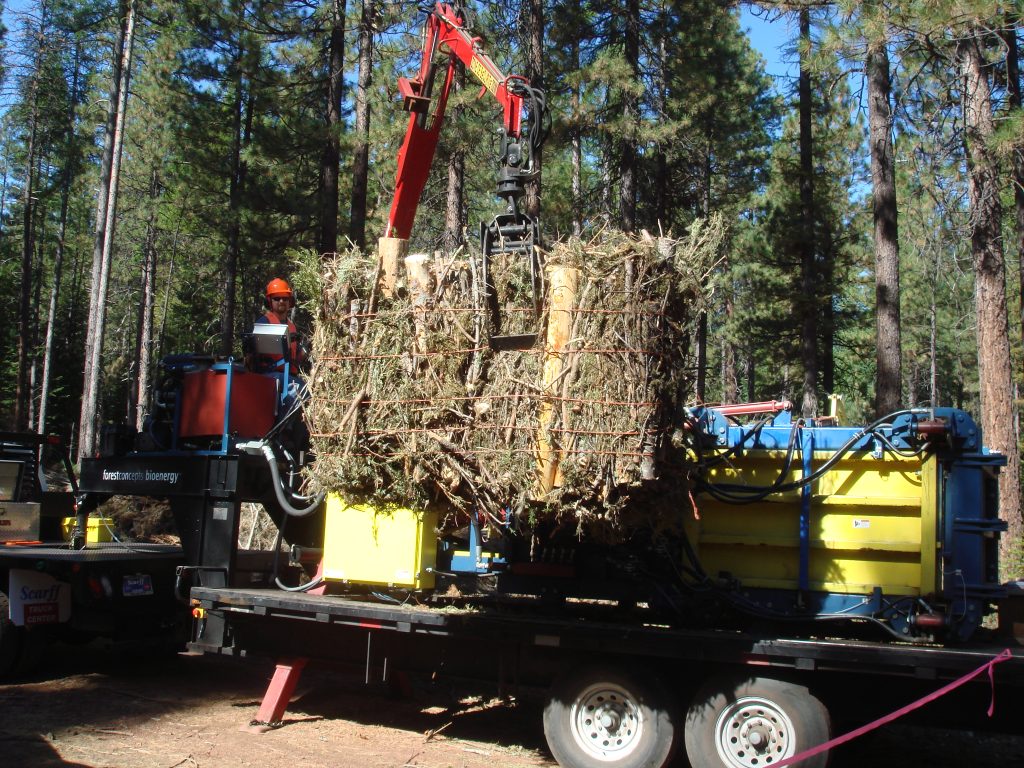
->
[322, 494, 437, 590]
[689, 449, 936, 598]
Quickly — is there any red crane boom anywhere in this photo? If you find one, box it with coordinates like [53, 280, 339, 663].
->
[382, 3, 548, 349]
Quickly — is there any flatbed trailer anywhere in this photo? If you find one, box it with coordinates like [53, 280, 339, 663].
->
[189, 584, 1024, 768]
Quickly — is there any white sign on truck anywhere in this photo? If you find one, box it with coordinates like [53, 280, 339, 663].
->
[9, 569, 71, 626]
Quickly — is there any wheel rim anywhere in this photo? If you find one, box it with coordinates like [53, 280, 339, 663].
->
[568, 681, 645, 762]
[713, 695, 796, 767]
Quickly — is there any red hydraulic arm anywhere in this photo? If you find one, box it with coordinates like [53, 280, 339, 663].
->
[385, 2, 541, 240]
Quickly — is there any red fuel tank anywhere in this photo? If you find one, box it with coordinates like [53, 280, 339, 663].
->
[178, 367, 277, 439]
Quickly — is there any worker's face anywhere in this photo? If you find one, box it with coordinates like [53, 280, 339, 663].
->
[269, 295, 291, 319]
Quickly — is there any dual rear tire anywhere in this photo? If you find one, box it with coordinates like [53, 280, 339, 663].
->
[543, 665, 830, 768]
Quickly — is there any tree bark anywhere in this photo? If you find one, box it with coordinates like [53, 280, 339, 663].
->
[349, 0, 373, 250]
[868, 38, 901, 417]
[319, 0, 345, 255]
[798, 9, 818, 419]
[80, 0, 135, 458]
[959, 31, 1022, 578]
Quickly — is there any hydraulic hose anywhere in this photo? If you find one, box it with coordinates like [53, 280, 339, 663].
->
[259, 441, 326, 517]
[696, 408, 928, 502]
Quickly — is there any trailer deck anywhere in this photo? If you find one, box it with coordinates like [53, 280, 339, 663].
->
[190, 586, 1024, 683]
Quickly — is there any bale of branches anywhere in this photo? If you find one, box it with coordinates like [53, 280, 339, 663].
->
[301, 222, 723, 535]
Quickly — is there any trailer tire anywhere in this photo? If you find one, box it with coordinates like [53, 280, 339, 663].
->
[0, 592, 24, 680]
[684, 675, 830, 768]
[543, 664, 679, 768]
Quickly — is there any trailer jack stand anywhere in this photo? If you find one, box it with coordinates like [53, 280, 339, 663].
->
[244, 657, 309, 733]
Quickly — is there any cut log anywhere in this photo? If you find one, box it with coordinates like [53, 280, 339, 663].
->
[377, 236, 408, 299]
[536, 265, 579, 496]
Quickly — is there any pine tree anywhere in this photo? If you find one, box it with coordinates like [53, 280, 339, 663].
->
[863, 4, 901, 417]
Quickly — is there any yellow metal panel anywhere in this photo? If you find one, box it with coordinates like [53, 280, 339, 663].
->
[322, 494, 437, 590]
[919, 457, 938, 595]
[693, 449, 934, 597]
[697, 501, 922, 551]
[699, 544, 921, 594]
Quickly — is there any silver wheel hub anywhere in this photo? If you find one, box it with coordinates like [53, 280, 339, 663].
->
[714, 695, 796, 767]
[569, 682, 644, 762]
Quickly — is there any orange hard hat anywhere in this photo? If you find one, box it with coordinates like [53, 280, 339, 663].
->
[265, 278, 294, 303]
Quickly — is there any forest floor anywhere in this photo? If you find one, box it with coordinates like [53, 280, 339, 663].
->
[0, 644, 1023, 768]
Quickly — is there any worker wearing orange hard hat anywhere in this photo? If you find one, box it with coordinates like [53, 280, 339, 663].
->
[255, 277, 305, 368]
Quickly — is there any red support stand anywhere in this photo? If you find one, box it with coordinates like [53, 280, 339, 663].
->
[244, 657, 309, 733]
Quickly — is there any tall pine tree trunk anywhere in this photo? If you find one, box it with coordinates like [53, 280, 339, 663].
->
[28, 191, 47, 430]
[653, 29, 668, 227]
[570, 23, 582, 236]
[1002, 19, 1024, 355]
[16, 5, 48, 430]
[319, 0, 345, 256]
[618, 0, 640, 232]
[798, 9, 818, 418]
[721, 285, 737, 403]
[133, 170, 159, 431]
[38, 41, 80, 435]
[959, 31, 1023, 578]
[349, 0, 373, 249]
[221, 8, 254, 357]
[16, 97, 39, 431]
[868, 37, 901, 417]
[443, 63, 466, 256]
[80, 0, 135, 458]
[81, 4, 126, 454]
[695, 155, 712, 401]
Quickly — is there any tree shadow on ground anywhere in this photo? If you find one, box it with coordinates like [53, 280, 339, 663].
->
[287, 664, 550, 754]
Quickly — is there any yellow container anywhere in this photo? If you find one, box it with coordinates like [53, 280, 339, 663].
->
[689, 450, 937, 597]
[322, 494, 437, 590]
[61, 516, 115, 543]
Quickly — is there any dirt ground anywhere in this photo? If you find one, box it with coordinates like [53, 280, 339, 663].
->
[1, 646, 1023, 768]
[0, 648, 553, 768]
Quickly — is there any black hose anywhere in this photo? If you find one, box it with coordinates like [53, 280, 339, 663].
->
[695, 419, 801, 505]
[697, 408, 926, 502]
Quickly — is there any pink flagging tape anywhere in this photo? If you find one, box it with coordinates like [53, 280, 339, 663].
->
[771, 648, 1014, 768]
